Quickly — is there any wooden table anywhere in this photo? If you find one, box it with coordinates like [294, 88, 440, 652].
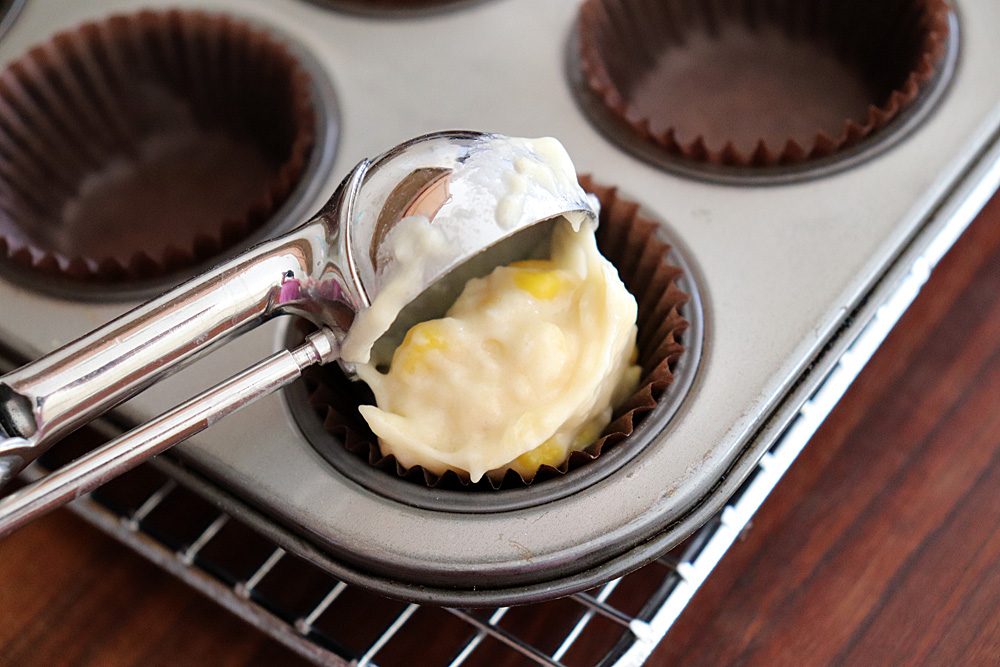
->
[3, 190, 1000, 666]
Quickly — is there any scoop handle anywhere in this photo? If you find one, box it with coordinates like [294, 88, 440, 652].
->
[0, 161, 367, 484]
[0, 223, 320, 477]
[0, 329, 338, 537]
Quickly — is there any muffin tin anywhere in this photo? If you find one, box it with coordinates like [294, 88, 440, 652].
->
[1, 0, 999, 606]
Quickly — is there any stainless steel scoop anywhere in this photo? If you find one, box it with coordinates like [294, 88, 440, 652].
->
[0, 130, 597, 536]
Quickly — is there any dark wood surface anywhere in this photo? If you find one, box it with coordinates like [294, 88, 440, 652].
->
[2, 189, 1000, 666]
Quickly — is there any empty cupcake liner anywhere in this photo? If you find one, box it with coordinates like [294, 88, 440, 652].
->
[0, 10, 315, 283]
[577, 0, 951, 167]
[302, 177, 691, 490]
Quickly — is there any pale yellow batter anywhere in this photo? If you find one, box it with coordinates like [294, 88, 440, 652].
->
[356, 218, 640, 483]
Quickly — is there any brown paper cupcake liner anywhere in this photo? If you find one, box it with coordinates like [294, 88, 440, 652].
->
[577, 0, 950, 167]
[0, 10, 314, 282]
[302, 176, 690, 490]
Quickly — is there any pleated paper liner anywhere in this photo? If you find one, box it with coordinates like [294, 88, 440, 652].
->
[302, 177, 690, 490]
[0, 10, 314, 283]
[577, 0, 951, 167]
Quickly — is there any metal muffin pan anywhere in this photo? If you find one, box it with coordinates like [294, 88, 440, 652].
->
[1, 0, 999, 606]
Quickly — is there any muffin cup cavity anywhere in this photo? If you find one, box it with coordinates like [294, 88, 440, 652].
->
[301, 177, 691, 492]
[576, 0, 951, 168]
[0, 10, 315, 284]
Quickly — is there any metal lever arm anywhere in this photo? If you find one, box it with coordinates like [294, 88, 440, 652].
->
[0, 329, 338, 538]
[0, 220, 329, 468]
[0, 162, 368, 483]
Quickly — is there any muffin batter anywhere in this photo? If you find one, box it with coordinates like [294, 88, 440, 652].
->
[356, 218, 640, 482]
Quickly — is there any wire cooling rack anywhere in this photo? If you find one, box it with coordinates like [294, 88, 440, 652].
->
[11, 155, 1000, 666]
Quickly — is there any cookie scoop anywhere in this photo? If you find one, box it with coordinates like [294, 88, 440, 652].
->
[0, 131, 597, 535]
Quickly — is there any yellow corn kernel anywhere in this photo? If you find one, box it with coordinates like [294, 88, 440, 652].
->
[513, 269, 565, 301]
[571, 422, 603, 451]
[515, 437, 565, 472]
[394, 321, 449, 374]
[509, 259, 555, 270]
